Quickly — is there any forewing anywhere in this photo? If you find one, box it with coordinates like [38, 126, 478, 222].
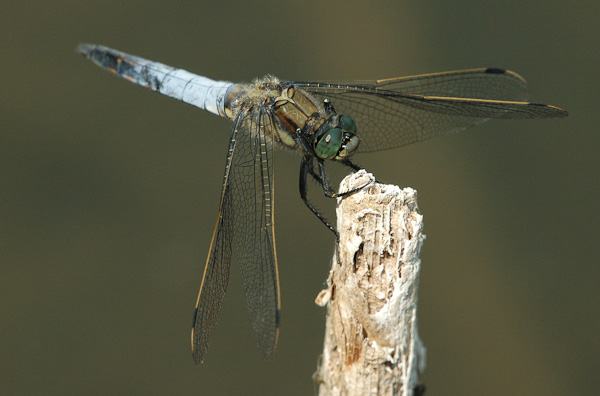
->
[295, 68, 567, 153]
[369, 68, 529, 98]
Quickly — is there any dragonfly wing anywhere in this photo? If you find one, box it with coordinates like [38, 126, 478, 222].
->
[233, 106, 281, 360]
[295, 68, 567, 153]
[191, 107, 281, 363]
[368, 68, 529, 98]
[191, 114, 241, 364]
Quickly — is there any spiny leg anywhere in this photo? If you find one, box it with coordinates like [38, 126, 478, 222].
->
[300, 157, 344, 264]
[302, 157, 374, 265]
[308, 165, 322, 184]
[311, 158, 370, 266]
[340, 158, 382, 184]
[340, 158, 362, 172]
[317, 160, 374, 198]
[299, 155, 375, 242]
[299, 156, 338, 237]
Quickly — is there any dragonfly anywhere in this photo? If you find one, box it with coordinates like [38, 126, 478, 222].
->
[76, 43, 568, 364]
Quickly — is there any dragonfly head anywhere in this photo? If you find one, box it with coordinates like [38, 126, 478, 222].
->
[314, 115, 360, 160]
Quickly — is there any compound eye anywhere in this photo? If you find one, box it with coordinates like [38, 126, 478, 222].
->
[339, 115, 357, 133]
[315, 128, 343, 159]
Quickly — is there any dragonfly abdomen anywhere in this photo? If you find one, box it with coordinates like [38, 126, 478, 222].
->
[76, 44, 234, 117]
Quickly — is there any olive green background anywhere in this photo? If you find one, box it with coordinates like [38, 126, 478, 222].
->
[2, 1, 598, 395]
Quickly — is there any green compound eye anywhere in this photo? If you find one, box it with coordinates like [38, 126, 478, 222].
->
[339, 115, 356, 133]
[315, 128, 343, 159]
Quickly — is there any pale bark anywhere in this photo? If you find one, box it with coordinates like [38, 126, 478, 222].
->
[315, 170, 426, 396]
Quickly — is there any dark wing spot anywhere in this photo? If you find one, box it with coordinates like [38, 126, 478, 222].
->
[191, 307, 198, 328]
[484, 68, 507, 75]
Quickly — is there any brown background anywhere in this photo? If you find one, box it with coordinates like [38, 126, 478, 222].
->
[2, 1, 598, 395]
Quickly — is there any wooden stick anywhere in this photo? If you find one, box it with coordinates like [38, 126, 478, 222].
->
[315, 170, 427, 396]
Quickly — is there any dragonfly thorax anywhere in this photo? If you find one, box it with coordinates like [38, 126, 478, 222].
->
[225, 78, 362, 160]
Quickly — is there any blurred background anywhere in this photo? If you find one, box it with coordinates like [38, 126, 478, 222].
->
[1, 1, 598, 395]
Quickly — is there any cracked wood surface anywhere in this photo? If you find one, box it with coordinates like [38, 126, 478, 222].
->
[315, 170, 426, 396]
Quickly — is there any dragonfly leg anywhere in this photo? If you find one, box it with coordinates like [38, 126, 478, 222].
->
[300, 156, 338, 237]
[339, 158, 362, 172]
[340, 158, 382, 184]
[323, 99, 336, 115]
[308, 166, 323, 184]
[317, 160, 374, 198]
